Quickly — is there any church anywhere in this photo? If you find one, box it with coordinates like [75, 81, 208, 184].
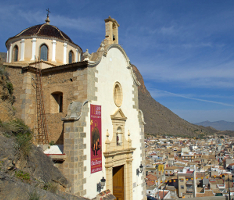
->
[4, 13, 146, 200]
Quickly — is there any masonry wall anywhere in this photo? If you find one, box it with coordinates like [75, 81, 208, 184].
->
[7, 64, 88, 144]
[41, 66, 87, 144]
[7, 66, 36, 132]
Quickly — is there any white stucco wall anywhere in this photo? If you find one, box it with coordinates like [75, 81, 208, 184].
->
[83, 47, 144, 199]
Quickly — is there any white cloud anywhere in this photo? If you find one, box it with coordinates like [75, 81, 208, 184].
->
[0, 5, 102, 33]
[149, 89, 234, 108]
[50, 15, 103, 33]
[135, 58, 234, 89]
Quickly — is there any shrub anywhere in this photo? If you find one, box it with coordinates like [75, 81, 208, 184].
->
[43, 182, 58, 193]
[28, 190, 40, 200]
[0, 119, 33, 157]
[15, 170, 30, 182]
[6, 82, 13, 95]
[15, 132, 32, 157]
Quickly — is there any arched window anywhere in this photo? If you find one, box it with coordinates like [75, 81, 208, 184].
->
[116, 127, 122, 146]
[51, 92, 63, 113]
[113, 82, 123, 107]
[13, 45, 18, 62]
[69, 50, 74, 64]
[40, 44, 48, 61]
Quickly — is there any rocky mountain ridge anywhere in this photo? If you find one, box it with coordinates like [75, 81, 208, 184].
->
[132, 65, 234, 137]
[195, 120, 234, 131]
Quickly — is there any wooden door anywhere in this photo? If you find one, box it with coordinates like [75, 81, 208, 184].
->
[113, 165, 124, 200]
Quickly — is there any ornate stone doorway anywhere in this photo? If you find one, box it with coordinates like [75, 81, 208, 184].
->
[104, 108, 135, 200]
[113, 165, 124, 200]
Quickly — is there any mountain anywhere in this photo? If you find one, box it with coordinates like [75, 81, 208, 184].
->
[132, 65, 233, 137]
[0, 52, 6, 62]
[195, 120, 234, 131]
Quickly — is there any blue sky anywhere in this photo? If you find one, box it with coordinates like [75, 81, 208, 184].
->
[0, 0, 234, 123]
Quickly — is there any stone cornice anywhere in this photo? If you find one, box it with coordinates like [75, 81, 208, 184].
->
[103, 147, 136, 158]
[7, 61, 88, 74]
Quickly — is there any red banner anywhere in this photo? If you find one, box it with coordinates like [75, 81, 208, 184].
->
[90, 104, 102, 173]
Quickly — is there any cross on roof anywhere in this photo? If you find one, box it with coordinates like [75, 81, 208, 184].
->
[46, 8, 51, 18]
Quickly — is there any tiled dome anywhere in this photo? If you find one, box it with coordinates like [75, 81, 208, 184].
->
[6, 22, 76, 45]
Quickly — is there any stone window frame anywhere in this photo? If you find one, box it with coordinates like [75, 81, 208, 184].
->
[50, 91, 63, 113]
[39, 43, 49, 61]
[113, 82, 123, 107]
[12, 45, 18, 62]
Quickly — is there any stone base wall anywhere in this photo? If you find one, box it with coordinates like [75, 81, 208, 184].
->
[7, 64, 88, 144]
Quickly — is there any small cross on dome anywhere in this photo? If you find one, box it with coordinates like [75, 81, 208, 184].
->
[46, 8, 51, 17]
[45, 8, 51, 24]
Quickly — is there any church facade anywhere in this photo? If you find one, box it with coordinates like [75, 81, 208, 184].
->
[4, 15, 146, 200]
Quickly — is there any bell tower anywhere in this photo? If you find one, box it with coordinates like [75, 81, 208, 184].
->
[104, 16, 120, 45]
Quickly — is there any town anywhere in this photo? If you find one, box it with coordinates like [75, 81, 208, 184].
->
[145, 135, 234, 199]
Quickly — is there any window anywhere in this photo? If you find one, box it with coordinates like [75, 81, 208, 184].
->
[51, 92, 63, 113]
[113, 82, 123, 107]
[40, 44, 48, 61]
[69, 50, 74, 64]
[116, 127, 122, 146]
[181, 186, 184, 189]
[13, 45, 18, 62]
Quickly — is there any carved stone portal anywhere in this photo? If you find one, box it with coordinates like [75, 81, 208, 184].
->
[104, 108, 135, 200]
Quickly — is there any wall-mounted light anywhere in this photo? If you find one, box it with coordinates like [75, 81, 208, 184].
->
[136, 164, 143, 176]
[97, 177, 106, 193]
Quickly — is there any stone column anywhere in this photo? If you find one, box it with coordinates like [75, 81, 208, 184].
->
[63, 121, 79, 194]
[63, 43, 67, 64]
[9, 44, 12, 63]
[20, 71, 34, 127]
[52, 40, 56, 62]
[6, 46, 9, 63]
[20, 39, 25, 61]
[105, 166, 113, 193]
[76, 49, 79, 62]
[62, 117, 87, 196]
[31, 38, 36, 61]
[126, 159, 133, 200]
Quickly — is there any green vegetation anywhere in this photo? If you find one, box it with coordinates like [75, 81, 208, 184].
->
[0, 161, 3, 170]
[0, 118, 33, 157]
[28, 190, 40, 200]
[0, 65, 9, 78]
[0, 65, 15, 104]
[43, 182, 58, 193]
[49, 141, 55, 146]
[15, 170, 30, 182]
[6, 81, 13, 95]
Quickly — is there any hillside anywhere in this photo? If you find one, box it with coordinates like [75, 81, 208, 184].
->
[195, 120, 234, 131]
[0, 52, 6, 62]
[132, 65, 233, 137]
[0, 62, 89, 200]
